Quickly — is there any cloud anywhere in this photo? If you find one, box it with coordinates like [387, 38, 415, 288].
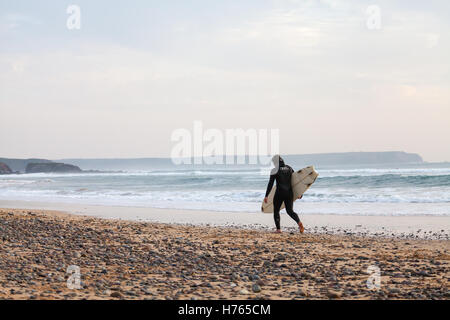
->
[425, 33, 440, 48]
[1, 1, 449, 160]
[0, 13, 41, 32]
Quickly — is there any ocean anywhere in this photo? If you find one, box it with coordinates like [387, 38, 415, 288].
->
[1, 162, 449, 216]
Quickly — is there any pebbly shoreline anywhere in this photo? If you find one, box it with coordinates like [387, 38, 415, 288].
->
[0, 208, 449, 300]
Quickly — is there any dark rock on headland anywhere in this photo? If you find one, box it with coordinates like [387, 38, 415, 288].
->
[0, 162, 13, 174]
[25, 162, 82, 173]
[0, 158, 53, 173]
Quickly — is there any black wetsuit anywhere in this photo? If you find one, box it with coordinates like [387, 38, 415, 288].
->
[265, 159, 300, 230]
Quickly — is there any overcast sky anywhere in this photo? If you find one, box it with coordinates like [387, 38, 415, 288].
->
[1, 0, 449, 161]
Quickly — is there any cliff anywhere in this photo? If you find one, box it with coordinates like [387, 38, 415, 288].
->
[0, 158, 53, 173]
[25, 162, 82, 174]
[0, 162, 13, 174]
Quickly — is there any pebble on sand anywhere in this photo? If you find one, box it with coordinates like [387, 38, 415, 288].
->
[239, 289, 250, 295]
[252, 284, 261, 293]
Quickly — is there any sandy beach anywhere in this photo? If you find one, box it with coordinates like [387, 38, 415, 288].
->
[0, 207, 449, 300]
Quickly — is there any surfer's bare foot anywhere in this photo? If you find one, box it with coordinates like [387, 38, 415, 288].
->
[275, 229, 282, 234]
[298, 222, 305, 234]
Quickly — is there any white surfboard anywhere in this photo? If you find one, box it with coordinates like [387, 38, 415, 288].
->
[261, 166, 319, 213]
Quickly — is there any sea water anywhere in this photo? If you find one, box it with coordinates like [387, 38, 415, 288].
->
[0, 162, 449, 216]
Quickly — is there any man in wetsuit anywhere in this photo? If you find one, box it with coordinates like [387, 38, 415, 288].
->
[264, 155, 305, 234]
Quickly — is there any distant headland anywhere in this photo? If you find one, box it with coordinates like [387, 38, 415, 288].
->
[0, 151, 424, 174]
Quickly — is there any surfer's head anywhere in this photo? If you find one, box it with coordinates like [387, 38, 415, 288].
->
[270, 154, 285, 174]
[272, 154, 285, 166]
[272, 154, 284, 166]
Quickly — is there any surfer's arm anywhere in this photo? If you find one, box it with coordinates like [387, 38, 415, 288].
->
[265, 174, 276, 197]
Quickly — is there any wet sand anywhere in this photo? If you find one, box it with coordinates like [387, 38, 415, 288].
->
[0, 208, 449, 300]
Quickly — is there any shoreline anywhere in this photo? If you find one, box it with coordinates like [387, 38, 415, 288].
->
[0, 200, 449, 240]
[0, 207, 449, 300]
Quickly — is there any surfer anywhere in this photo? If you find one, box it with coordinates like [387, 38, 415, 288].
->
[264, 155, 305, 234]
